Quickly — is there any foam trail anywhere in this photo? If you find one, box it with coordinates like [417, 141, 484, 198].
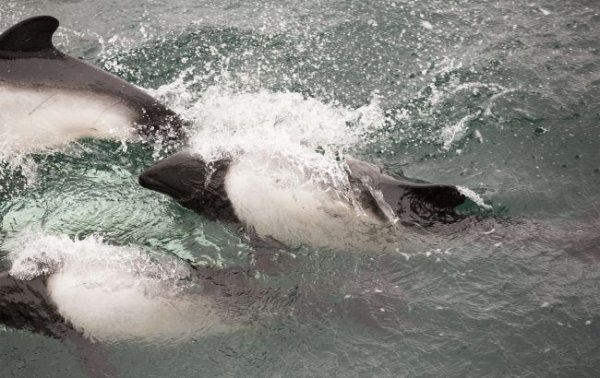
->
[440, 112, 480, 151]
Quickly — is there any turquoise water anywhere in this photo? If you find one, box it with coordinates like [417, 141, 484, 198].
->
[1, 1, 600, 376]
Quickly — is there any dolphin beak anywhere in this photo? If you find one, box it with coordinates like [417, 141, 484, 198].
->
[138, 168, 179, 200]
[138, 168, 171, 195]
[138, 152, 207, 201]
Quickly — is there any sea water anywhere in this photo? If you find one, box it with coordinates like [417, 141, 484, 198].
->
[1, 0, 599, 376]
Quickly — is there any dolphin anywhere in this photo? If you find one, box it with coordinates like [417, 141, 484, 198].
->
[0, 231, 406, 377]
[0, 16, 183, 153]
[138, 151, 467, 249]
[0, 265, 259, 340]
[0, 250, 270, 375]
[0, 270, 118, 377]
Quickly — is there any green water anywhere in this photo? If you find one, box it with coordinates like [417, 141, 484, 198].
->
[1, 0, 600, 376]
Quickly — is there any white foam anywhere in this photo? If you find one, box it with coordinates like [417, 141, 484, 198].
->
[539, 8, 551, 16]
[8, 231, 238, 343]
[440, 111, 486, 150]
[187, 87, 385, 163]
[423, 80, 519, 150]
[0, 153, 39, 190]
[457, 186, 492, 210]
[182, 88, 409, 249]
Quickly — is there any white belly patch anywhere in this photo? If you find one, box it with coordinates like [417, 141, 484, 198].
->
[0, 84, 136, 154]
[224, 153, 386, 250]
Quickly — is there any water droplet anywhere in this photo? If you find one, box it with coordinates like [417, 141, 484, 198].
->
[421, 21, 433, 30]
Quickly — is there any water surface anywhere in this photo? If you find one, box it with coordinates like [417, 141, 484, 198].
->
[1, 0, 599, 376]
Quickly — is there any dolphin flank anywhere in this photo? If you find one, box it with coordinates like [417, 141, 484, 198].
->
[139, 152, 467, 249]
[0, 16, 183, 153]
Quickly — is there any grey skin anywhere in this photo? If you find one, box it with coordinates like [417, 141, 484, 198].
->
[0, 261, 403, 373]
[0, 265, 261, 338]
[0, 15, 183, 139]
[0, 271, 117, 377]
[138, 152, 467, 229]
[139, 152, 239, 223]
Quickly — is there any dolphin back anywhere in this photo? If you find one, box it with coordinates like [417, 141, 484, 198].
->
[0, 16, 184, 141]
[346, 157, 466, 226]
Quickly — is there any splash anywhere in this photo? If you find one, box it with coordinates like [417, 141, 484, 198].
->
[154, 81, 494, 248]
[186, 85, 384, 163]
[169, 85, 387, 202]
[8, 231, 187, 282]
[387, 57, 523, 152]
[176, 86, 418, 250]
[456, 186, 492, 210]
[0, 154, 38, 192]
[439, 112, 481, 150]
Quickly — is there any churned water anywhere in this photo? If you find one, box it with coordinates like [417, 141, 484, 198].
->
[1, 0, 599, 376]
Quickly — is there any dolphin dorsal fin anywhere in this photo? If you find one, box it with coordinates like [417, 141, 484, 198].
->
[0, 16, 59, 53]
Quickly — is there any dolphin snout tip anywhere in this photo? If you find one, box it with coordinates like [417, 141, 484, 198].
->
[138, 169, 155, 190]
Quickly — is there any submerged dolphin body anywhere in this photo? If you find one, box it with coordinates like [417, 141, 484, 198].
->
[0, 258, 267, 375]
[138, 152, 467, 249]
[0, 265, 257, 339]
[0, 16, 183, 153]
[0, 230, 310, 373]
[0, 271, 117, 377]
[0, 232, 403, 376]
[0, 271, 73, 339]
[1, 232, 269, 342]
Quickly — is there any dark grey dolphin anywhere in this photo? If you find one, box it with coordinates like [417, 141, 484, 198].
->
[0, 263, 271, 376]
[139, 152, 239, 223]
[344, 157, 467, 226]
[138, 152, 467, 247]
[0, 265, 257, 338]
[0, 16, 183, 152]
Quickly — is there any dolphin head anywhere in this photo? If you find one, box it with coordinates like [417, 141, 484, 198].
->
[139, 152, 238, 222]
[139, 152, 206, 201]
